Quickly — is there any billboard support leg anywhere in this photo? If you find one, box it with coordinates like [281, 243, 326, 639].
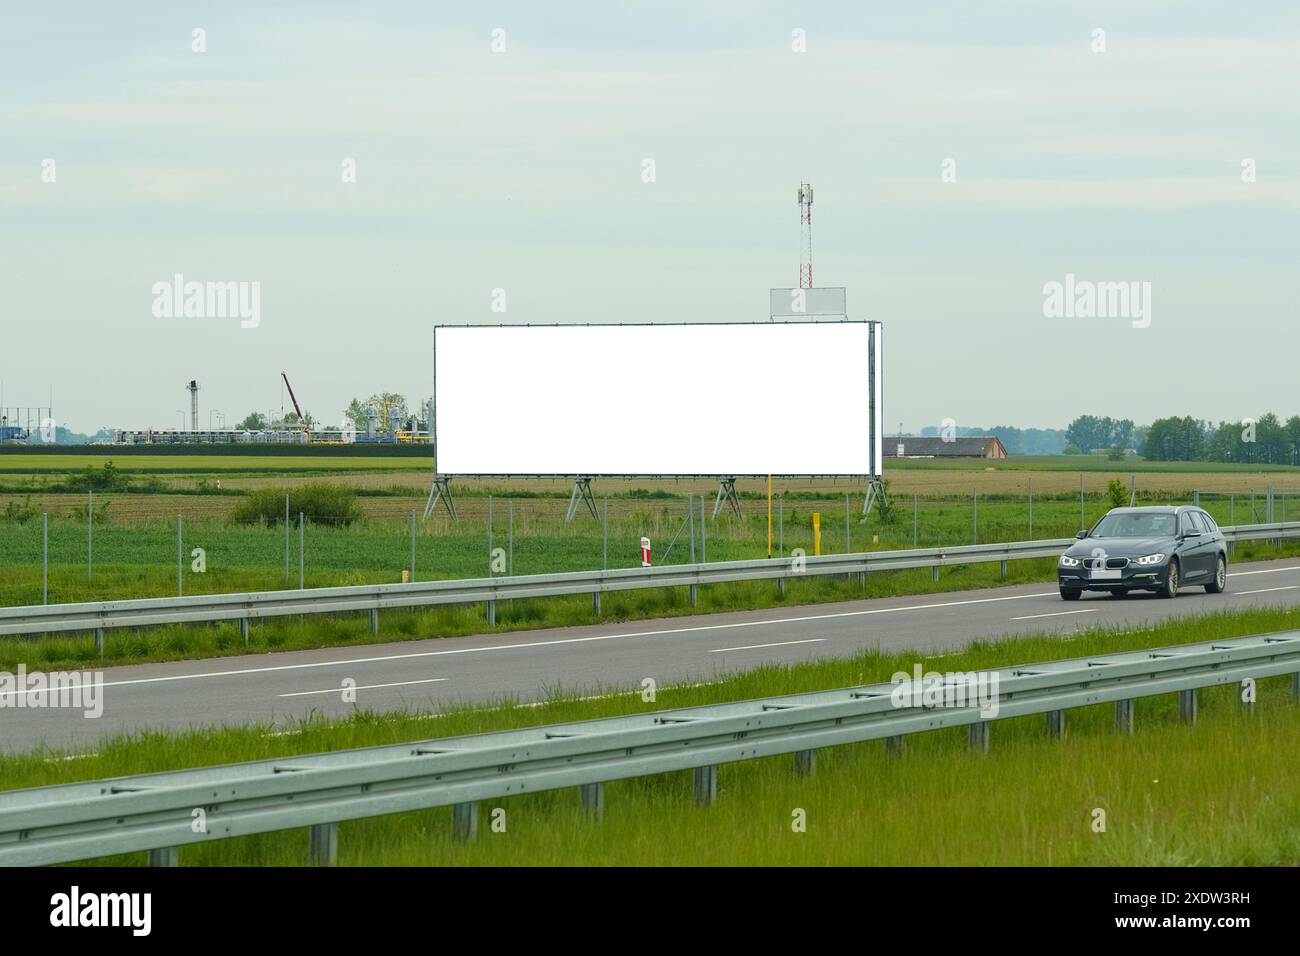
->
[712, 477, 742, 520]
[423, 477, 457, 520]
[863, 476, 887, 517]
[564, 477, 599, 522]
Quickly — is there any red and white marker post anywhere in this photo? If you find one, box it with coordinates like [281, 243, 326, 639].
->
[641, 536, 652, 567]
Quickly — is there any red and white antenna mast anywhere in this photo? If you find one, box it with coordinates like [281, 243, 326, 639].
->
[798, 182, 813, 289]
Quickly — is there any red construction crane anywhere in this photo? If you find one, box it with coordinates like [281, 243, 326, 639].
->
[280, 371, 312, 442]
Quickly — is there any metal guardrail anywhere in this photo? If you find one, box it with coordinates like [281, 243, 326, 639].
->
[1, 630, 1298, 866]
[1, 522, 1298, 643]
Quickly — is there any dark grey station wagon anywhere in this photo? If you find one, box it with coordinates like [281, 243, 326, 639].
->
[1058, 506, 1227, 600]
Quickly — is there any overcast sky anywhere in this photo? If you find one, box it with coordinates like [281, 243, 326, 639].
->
[2, 1, 1297, 435]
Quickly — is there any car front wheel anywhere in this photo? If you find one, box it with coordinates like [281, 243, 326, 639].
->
[1157, 560, 1180, 599]
[1205, 555, 1227, 593]
[1060, 587, 1082, 601]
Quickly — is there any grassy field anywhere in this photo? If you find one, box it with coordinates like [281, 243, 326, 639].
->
[2, 486, 1296, 605]
[6, 606, 1298, 866]
[2, 449, 1299, 499]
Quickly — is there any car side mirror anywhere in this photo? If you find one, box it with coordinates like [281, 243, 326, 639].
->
[1075, 531, 1088, 539]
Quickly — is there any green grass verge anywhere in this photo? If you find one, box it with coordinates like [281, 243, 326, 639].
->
[6, 605, 1299, 865]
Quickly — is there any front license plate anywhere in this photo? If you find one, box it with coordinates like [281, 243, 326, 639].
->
[1091, 568, 1121, 580]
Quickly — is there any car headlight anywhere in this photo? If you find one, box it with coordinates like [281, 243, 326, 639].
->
[1135, 553, 1166, 566]
[1059, 555, 1081, 567]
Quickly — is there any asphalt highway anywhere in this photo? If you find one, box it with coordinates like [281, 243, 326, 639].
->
[4, 557, 1300, 753]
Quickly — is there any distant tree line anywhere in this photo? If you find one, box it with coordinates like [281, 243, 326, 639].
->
[1065, 413, 1300, 464]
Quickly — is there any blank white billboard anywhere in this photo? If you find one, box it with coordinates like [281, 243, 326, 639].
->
[434, 321, 881, 477]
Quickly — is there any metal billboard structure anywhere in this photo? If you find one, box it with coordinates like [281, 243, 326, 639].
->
[424, 319, 883, 519]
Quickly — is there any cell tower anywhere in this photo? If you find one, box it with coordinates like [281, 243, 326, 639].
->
[798, 182, 813, 289]
[186, 380, 199, 432]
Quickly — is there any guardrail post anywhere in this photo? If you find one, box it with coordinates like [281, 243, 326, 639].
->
[931, 565, 939, 583]
[94, 627, 104, 656]
[299, 513, 305, 589]
[239, 618, 249, 645]
[369, 608, 379, 635]
[309, 822, 338, 866]
[452, 802, 479, 840]
[580, 782, 605, 819]
[593, 591, 601, 616]
[486, 600, 496, 626]
[1045, 709, 1065, 739]
[42, 512, 48, 605]
[885, 735, 904, 755]
[999, 559, 1007, 580]
[1293, 671, 1299, 700]
[1115, 698, 1134, 735]
[147, 846, 179, 867]
[1178, 689, 1197, 724]
[968, 721, 990, 753]
[693, 765, 716, 806]
[794, 749, 816, 776]
[1238, 679, 1254, 712]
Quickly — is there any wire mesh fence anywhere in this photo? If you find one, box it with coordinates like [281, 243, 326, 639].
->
[2, 478, 1299, 607]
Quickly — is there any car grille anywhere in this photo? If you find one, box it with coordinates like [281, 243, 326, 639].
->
[1088, 557, 1129, 569]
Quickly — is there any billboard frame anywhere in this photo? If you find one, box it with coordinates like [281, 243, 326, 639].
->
[425, 319, 884, 518]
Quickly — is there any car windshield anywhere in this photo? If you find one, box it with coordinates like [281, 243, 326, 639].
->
[1090, 512, 1176, 537]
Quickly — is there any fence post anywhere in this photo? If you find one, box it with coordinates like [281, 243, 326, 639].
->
[595, 497, 607, 616]
[777, 495, 785, 595]
[42, 512, 48, 605]
[1027, 478, 1032, 539]
[972, 489, 978, 545]
[1080, 473, 1085, 530]
[87, 489, 93, 583]
[688, 495, 697, 607]
[177, 514, 183, 597]
[410, 512, 416, 580]
[700, 495, 706, 563]
[913, 494, 918, 546]
[508, 501, 513, 576]
[298, 513, 304, 589]
[844, 493, 851, 554]
[487, 495, 493, 574]
[284, 493, 290, 583]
